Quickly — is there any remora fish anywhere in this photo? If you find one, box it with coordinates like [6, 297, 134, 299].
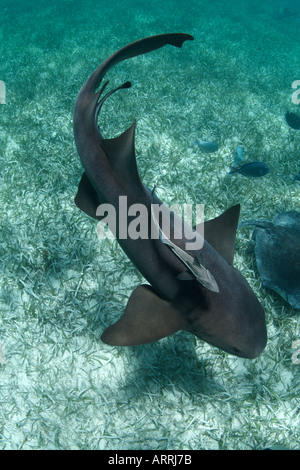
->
[150, 188, 219, 293]
[73, 34, 267, 358]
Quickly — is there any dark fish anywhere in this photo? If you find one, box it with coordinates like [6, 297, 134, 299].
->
[239, 212, 300, 309]
[285, 111, 300, 130]
[293, 171, 300, 182]
[73, 34, 266, 358]
[228, 161, 270, 177]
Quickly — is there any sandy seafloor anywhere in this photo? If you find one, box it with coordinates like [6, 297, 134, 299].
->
[0, 0, 299, 450]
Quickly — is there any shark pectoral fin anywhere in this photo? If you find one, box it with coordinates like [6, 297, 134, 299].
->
[101, 285, 187, 346]
[194, 204, 240, 265]
[75, 172, 106, 220]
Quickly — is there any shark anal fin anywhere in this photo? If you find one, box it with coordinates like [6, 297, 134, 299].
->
[194, 204, 240, 265]
[101, 285, 188, 346]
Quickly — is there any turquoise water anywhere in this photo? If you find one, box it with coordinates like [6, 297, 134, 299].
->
[0, 0, 299, 450]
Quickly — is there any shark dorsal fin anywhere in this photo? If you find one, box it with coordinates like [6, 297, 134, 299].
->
[101, 121, 142, 192]
[194, 204, 240, 265]
[101, 284, 188, 346]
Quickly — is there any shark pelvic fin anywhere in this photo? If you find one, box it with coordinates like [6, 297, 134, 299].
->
[194, 204, 240, 265]
[101, 284, 188, 346]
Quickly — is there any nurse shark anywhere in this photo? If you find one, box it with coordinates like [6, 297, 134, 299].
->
[73, 33, 267, 358]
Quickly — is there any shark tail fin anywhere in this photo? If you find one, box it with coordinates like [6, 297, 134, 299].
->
[101, 285, 188, 346]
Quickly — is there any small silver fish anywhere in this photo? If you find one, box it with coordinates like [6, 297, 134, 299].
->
[233, 146, 244, 165]
[192, 139, 219, 153]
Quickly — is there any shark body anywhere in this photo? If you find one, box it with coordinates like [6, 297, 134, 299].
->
[73, 33, 267, 358]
